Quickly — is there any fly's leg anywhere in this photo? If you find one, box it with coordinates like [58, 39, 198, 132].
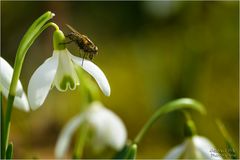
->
[59, 40, 74, 45]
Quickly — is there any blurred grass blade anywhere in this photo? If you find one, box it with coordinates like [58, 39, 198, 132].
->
[134, 98, 206, 144]
[6, 142, 13, 159]
[216, 119, 238, 159]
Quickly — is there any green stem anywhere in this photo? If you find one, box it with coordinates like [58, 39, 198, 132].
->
[75, 67, 99, 107]
[1, 93, 4, 158]
[72, 123, 89, 159]
[133, 98, 205, 144]
[2, 95, 14, 159]
[6, 143, 13, 159]
[2, 12, 56, 159]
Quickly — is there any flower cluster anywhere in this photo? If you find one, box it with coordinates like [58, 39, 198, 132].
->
[1, 11, 233, 160]
[1, 11, 117, 159]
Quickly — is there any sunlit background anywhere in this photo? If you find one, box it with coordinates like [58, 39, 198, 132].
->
[1, 1, 239, 158]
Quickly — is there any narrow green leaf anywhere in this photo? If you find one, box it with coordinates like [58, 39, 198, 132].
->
[17, 11, 54, 59]
[6, 143, 13, 159]
[10, 11, 55, 95]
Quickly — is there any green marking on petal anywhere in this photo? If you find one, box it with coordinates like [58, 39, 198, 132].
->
[60, 75, 76, 91]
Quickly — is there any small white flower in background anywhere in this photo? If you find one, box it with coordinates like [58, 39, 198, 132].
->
[55, 101, 127, 159]
[164, 135, 223, 160]
[0, 57, 29, 112]
[28, 47, 110, 110]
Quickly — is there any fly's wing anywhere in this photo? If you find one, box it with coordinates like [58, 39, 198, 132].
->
[66, 24, 82, 36]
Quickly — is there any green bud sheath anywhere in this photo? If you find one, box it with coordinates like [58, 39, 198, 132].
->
[53, 30, 66, 50]
[184, 120, 197, 137]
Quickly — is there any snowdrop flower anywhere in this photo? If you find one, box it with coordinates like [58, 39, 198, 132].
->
[55, 101, 127, 158]
[28, 30, 110, 110]
[0, 57, 29, 111]
[164, 135, 222, 160]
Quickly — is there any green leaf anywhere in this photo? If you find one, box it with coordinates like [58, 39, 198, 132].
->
[17, 11, 54, 60]
[134, 98, 206, 144]
[10, 11, 55, 95]
[6, 143, 13, 159]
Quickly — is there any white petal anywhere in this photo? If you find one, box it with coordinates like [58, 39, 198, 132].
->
[0, 57, 23, 96]
[1, 85, 29, 112]
[69, 53, 111, 96]
[28, 53, 58, 110]
[184, 137, 203, 158]
[164, 141, 186, 159]
[55, 114, 83, 159]
[194, 136, 223, 160]
[86, 102, 127, 151]
[53, 50, 79, 92]
[13, 92, 29, 112]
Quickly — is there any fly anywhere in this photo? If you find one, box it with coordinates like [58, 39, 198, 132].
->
[64, 24, 98, 65]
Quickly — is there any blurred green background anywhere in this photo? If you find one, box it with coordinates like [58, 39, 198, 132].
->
[1, 1, 239, 159]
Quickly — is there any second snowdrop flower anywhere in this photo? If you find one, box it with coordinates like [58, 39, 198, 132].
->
[28, 29, 110, 110]
[164, 135, 223, 160]
[55, 101, 127, 158]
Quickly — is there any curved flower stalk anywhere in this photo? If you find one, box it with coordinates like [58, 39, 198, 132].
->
[1, 11, 55, 159]
[55, 101, 127, 159]
[28, 30, 110, 110]
[164, 135, 223, 160]
[0, 57, 29, 111]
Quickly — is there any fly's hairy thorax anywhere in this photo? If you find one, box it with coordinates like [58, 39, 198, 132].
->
[65, 24, 98, 60]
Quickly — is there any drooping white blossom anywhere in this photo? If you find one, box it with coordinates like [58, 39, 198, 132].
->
[28, 49, 110, 110]
[0, 57, 29, 111]
[55, 101, 127, 159]
[164, 135, 222, 160]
